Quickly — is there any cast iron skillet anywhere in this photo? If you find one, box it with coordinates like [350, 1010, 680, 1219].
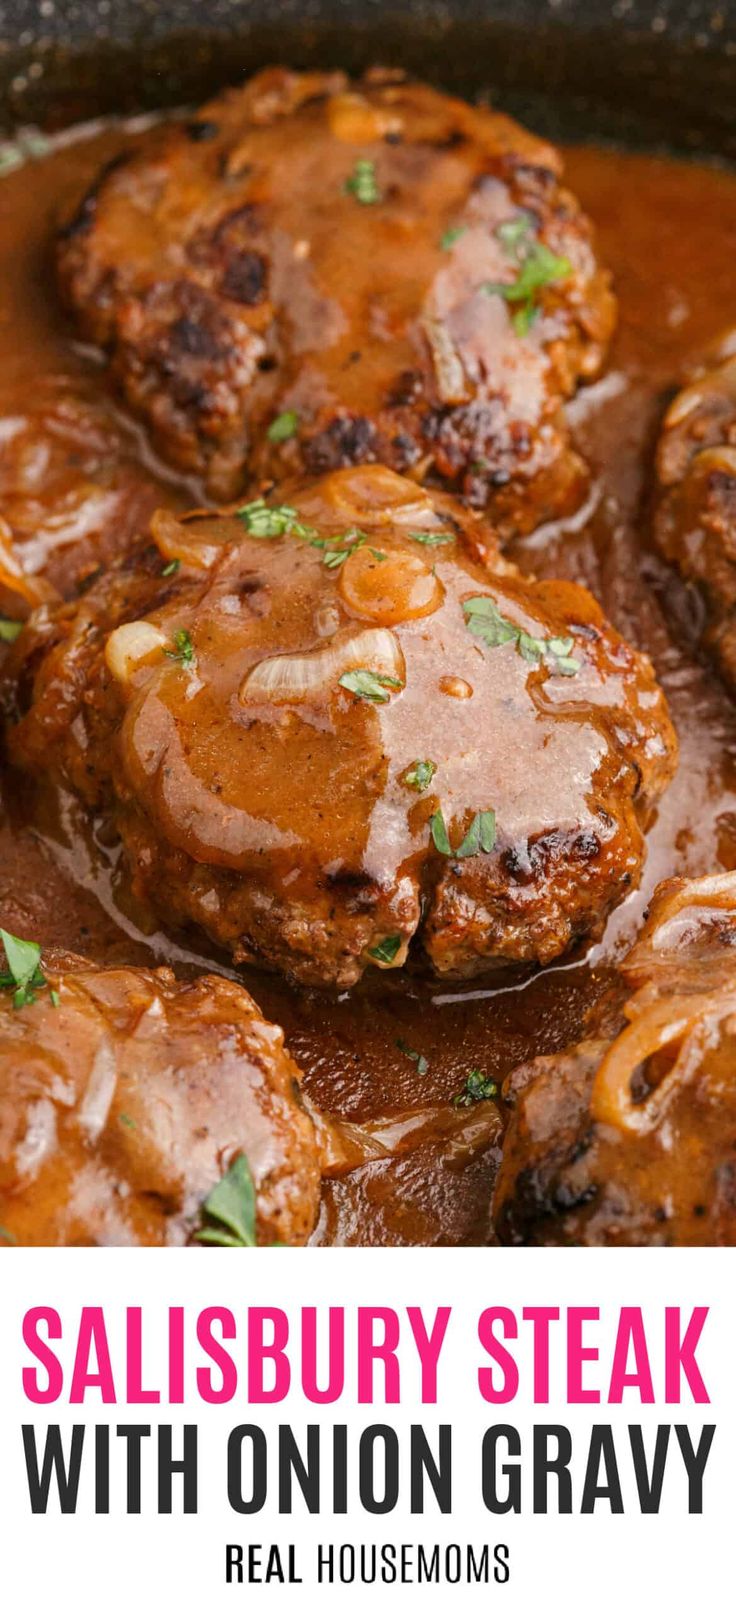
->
[0, 0, 734, 160]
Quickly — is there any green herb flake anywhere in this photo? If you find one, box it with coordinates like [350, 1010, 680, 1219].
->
[453, 1069, 498, 1106]
[344, 158, 381, 205]
[195, 1153, 257, 1248]
[165, 628, 196, 667]
[430, 807, 496, 859]
[456, 809, 496, 858]
[339, 668, 403, 704]
[0, 929, 49, 1010]
[49, 989, 60, 1009]
[237, 498, 315, 541]
[463, 595, 581, 676]
[0, 145, 24, 177]
[320, 529, 372, 569]
[408, 530, 455, 547]
[496, 213, 535, 253]
[118, 1112, 137, 1130]
[267, 410, 299, 444]
[396, 1037, 429, 1075]
[161, 559, 180, 577]
[440, 224, 467, 251]
[485, 218, 571, 336]
[369, 934, 403, 966]
[429, 808, 452, 856]
[0, 1224, 17, 1245]
[0, 619, 23, 643]
[404, 759, 437, 792]
[0, 132, 52, 179]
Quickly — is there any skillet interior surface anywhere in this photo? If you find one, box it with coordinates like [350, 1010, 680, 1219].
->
[0, 1, 735, 1245]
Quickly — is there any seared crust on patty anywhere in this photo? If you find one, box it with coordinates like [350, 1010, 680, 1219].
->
[56, 67, 615, 535]
[495, 870, 736, 1246]
[654, 356, 736, 690]
[0, 950, 320, 1246]
[3, 465, 675, 987]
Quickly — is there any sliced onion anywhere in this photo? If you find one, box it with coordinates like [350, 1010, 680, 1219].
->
[623, 869, 736, 992]
[105, 620, 169, 684]
[151, 507, 232, 572]
[240, 626, 405, 706]
[0, 516, 55, 606]
[689, 444, 736, 481]
[328, 91, 402, 143]
[665, 356, 736, 428]
[305, 464, 438, 529]
[422, 316, 471, 405]
[14, 1097, 58, 1179]
[77, 1035, 118, 1142]
[590, 988, 736, 1134]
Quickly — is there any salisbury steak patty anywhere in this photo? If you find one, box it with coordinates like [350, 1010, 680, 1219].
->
[56, 67, 615, 534]
[654, 356, 736, 691]
[0, 944, 320, 1246]
[494, 870, 736, 1246]
[3, 465, 676, 987]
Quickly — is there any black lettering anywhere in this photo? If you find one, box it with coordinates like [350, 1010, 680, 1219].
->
[629, 1424, 670, 1513]
[225, 1545, 243, 1584]
[675, 1424, 715, 1513]
[227, 1425, 267, 1514]
[95, 1424, 109, 1514]
[278, 1425, 319, 1513]
[494, 1543, 511, 1584]
[22, 1424, 84, 1514]
[533, 1425, 572, 1514]
[116, 1425, 150, 1514]
[410, 1424, 451, 1513]
[481, 1425, 521, 1513]
[581, 1425, 624, 1513]
[359, 1425, 398, 1514]
[158, 1424, 197, 1513]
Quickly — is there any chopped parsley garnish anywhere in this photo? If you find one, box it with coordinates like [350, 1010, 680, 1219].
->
[119, 1113, 137, 1130]
[165, 628, 196, 667]
[463, 595, 581, 675]
[339, 668, 403, 703]
[396, 1037, 429, 1075]
[369, 934, 403, 965]
[344, 158, 381, 205]
[453, 1069, 498, 1106]
[496, 213, 535, 253]
[161, 559, 180, 577]
[267, 410, 299, 443]
[408, 530, 455, 547]
[49, 990, 60, 1009]
[236, 502, 376, 572]
[440, 224, 467, 251]
[237, 498, 313, 540]
[0, 1224, 17, 1244]
[194, 1153, 257, 1248]
[485, 213, 571, 335]
[320, 529, 368, 568]
[430, 808, 496, 858]
[0, 929, 53, 1010]
[0, 619, 23, 643]
[404, 759, 437, 792]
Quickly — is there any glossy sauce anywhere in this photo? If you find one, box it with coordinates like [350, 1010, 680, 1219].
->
[1, 126, 736, 1244]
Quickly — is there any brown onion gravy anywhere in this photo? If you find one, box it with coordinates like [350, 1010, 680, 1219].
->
[2, 124, 736, 1244]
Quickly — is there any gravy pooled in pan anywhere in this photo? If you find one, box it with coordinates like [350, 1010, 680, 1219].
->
[3, 465, 675, 987]
[495, 872, 736, 1246]
[2, 74, 736, 1244]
